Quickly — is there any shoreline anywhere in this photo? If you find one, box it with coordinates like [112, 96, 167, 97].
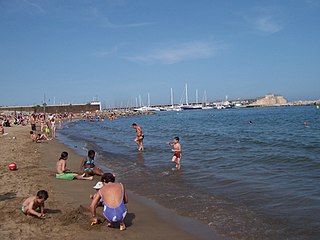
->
[0, 125, 226, 240]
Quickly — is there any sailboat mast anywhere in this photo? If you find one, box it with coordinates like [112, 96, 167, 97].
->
[204, 90, 207, 104]
[170, 88, 174, 107]
[185, 83, 189, 105]
[147, 93, 150, 107]
[196, 89, 198, 104]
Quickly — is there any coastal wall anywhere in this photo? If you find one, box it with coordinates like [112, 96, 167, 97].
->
[249, 94, 288, 107]
[0, 102, 101, 113]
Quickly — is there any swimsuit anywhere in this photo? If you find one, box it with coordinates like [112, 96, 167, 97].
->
[21, 205, 27, 213]
[174, 153, 181, 158]
[100, 184, 127, 223]
[56, 173, 77, 180]
[84, 157, 95, 171]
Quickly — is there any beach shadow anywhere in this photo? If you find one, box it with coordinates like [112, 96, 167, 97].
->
[45, 209, 62, 214]
[124, 212, 135, 228]
[36, 141, 49, 144]
[0, 192, 16, 202]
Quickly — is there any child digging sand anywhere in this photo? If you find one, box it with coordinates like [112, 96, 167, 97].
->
[56, 151, 93, 181]
[21, 190, 48, 218]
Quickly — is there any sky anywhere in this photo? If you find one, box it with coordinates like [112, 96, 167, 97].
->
[0, 0, 320, 107]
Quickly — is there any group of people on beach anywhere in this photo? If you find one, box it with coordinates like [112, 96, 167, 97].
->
[56, 149, 128, 230]
[22, 149, 129, 230]
[20, 115, 181, 232]
[0, 111, 76, 140]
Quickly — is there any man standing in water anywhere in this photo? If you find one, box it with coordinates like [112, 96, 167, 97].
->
[132, 123, 144, 151]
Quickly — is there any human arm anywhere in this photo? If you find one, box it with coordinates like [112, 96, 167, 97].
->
[123, 186, 128, 204]
[80, 158, 85, 171]
[27, 200, 43, 218]
[89, 191, 101, 223]
[40, 202, 45, 217]
[61, 160, 66, 173]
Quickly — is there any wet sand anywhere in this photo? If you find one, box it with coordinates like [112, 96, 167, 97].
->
[0, 125, 226, 240]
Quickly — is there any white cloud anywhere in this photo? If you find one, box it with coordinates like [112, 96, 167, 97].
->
[103, 17, 154, 28]
[93, 46, 119, 58]
[23, 0, 46, 14]
[254, 16, 282, 34]
[92, 7, 154, 29]
[243, 6, 284, 35]
[124, 41, 224, 64]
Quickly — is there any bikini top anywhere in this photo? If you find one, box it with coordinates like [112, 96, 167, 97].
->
[85, 157, 95, 166]
[99, 183, 125, 209]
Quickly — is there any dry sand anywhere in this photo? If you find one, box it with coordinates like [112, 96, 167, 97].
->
[0, 125, 226, 240]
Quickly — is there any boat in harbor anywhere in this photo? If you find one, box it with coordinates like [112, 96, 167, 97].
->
[164, 88, 182, 111]
[180, 84, 202, 110]
[201, 90, 214, 110]
[134, 93, 159, 112]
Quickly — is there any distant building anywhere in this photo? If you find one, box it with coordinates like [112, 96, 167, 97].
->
[0, 101, 101, 113]
[250, 94, 288, 107]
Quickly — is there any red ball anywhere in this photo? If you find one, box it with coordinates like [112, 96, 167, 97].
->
[8, 162, 17, 170]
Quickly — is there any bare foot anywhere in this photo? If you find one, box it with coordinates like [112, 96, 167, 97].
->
[120, 222, 126, 231]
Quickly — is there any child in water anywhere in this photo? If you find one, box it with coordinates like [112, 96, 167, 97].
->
[21, 190, 48, 218]
[166, 136, 182, 170]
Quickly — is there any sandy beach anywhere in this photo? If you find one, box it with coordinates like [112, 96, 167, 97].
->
[0, 125, 225, 240]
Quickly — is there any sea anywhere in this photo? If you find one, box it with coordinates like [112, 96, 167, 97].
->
[58, 106, 320, 240]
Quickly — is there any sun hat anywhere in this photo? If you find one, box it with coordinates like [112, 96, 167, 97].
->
[93, 181, 104, 189]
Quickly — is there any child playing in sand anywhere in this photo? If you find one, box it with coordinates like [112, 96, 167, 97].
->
[56, 151, 93, 181]
[90, 181, 104, 207]
[21, 190, 48, 218]
[166, 137, 182, 170]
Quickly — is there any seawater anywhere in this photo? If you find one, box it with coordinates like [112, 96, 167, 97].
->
[58, 106, 320, 240]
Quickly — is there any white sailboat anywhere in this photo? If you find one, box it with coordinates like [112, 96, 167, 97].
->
[165, 88, 182, 111]
[180, 83, 202, 110]
[134, 93, 159, 112]
[202, 90, 213, 109]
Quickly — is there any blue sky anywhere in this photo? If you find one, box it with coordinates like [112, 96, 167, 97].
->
[1, 0, 319, 107]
